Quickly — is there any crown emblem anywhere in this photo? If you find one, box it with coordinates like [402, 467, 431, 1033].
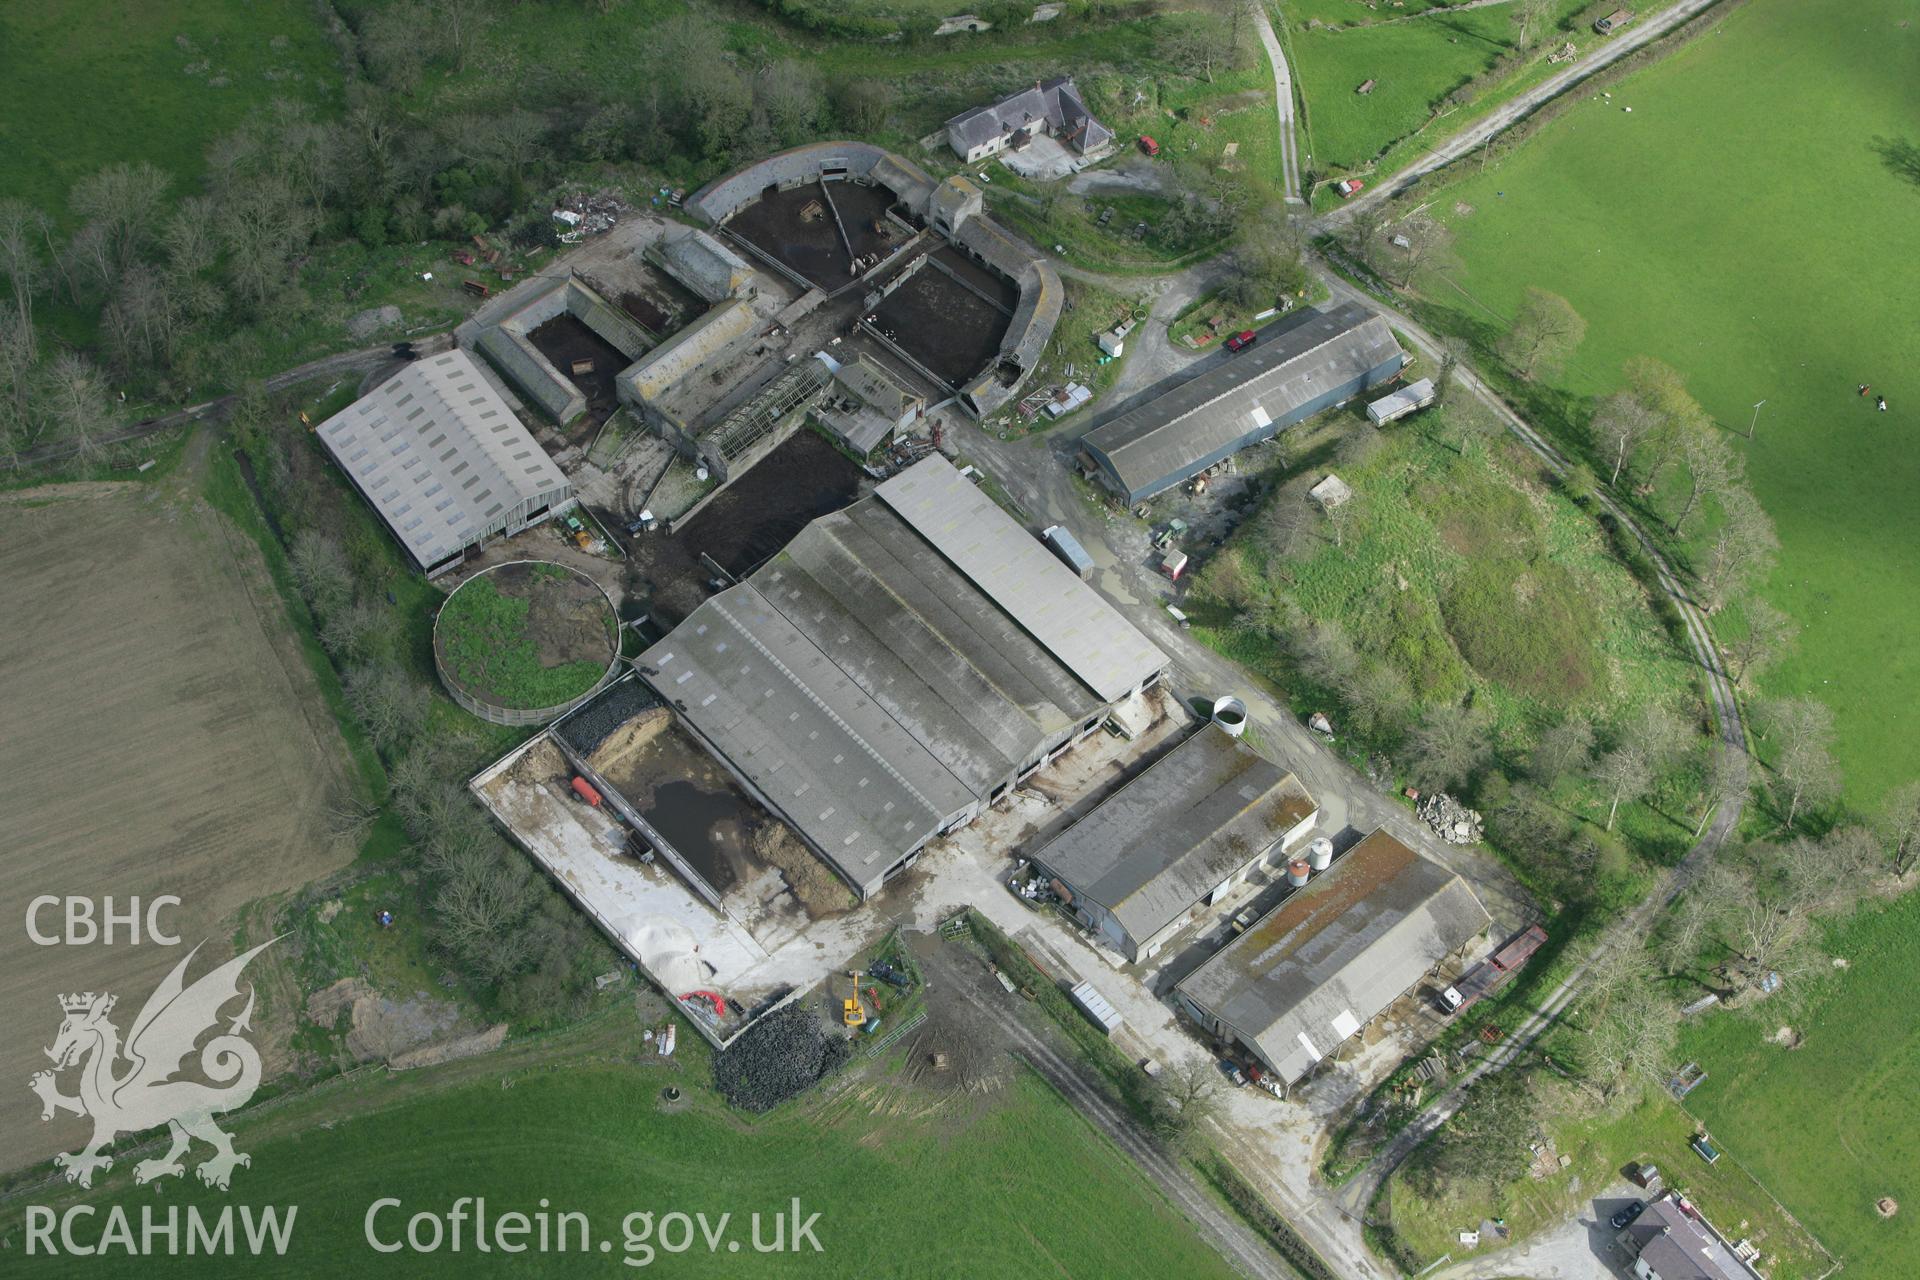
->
[59, 992, 111, 1014]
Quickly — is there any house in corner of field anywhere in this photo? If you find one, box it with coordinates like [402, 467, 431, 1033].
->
[1174, 828, 1490, 1088]
[313, 349, 573, 578]
[1028, 723, 1319, 964]
[946, 76, 1115, 167]
[1617, 1192, 1766, 1280]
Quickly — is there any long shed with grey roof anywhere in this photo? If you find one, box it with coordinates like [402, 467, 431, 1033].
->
[1031, 725, 1319, 963]
[1176, 829, 1490, 1085]
[637, 455, 1167, 898]
[315, 351, 573, 576]
[1082, 303, 1404, 505]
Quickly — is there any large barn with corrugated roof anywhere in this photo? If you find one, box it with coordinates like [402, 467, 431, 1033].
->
[1029, 725, 1319, 963]
[1080, 303, 1404, 505]
[314, 350, 573, 577]
[636, 455, 1168, 898]
[1175, 829, 1490, 1086]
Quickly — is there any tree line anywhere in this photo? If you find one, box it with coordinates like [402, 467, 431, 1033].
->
[0, 4, 899, 471]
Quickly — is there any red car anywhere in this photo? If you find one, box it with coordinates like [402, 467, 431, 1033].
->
[1335, 178, 1365, 198]
[1138, 135, 1160, 157]
[1224, 330, 1258, 353]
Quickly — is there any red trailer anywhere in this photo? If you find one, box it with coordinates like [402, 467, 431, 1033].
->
[1441, 925, 1547, 1014]
[570, 776, 603, 807]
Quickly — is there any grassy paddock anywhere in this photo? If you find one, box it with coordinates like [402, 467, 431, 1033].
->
[1677, 890, 1920, 1278]
[1383, 1085, 1832, 1278]
[1, 1024, 1241, 1278]
[1409, 0, 1919, 804]
[0, 0, 341, 219]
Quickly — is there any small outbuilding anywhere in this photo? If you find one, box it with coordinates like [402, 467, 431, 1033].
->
[1366, 378, 1437, 425]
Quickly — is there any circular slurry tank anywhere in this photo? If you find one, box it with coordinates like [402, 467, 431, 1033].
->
[433, 560, 621, 727]
[1211, 695, 1249, 737]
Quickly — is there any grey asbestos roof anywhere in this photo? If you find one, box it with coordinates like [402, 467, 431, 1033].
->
[1031, 726, 1317, 946]
[1177, 830, 1491, 1083]
[762, 500, 1097, 796]
[641, 582, 975, 890]
[315, 351, 571, 569]
[875, 458, 1166, 702]
[638, 457, 1162, 889]
[1083, 303, 1402, 499]
[836, 356, 921, 421]
[653, 229, 751, 304]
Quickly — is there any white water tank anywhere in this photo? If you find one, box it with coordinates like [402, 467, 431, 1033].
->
[1211, 695, 1248, 737]
[1308, 837, 1334, 871]
[1286, 860, 1311, 887]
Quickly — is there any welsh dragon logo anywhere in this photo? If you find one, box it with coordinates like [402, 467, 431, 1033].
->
[30, 939, 276, 1191]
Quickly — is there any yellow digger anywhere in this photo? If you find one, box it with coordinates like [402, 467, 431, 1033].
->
[842, 971, 870, 1030]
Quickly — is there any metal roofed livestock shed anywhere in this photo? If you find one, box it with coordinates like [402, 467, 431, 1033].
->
[1176, 829, 1490, 1084]
[1081, 303, 1404, 504]
[639, 456, 1167, 898]
[1031, 725, 1319, 962]
[875, 458, 1165, 703]
[315, 351, 572, 576]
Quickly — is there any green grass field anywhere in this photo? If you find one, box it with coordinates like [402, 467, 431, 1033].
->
[4, 1041, 1243, 1278]
[1286, 0, 1602, 176]
[1415, 0, 1920, 806]
[0, 0, 340, 219]
[1678, 890, 1920, 1278]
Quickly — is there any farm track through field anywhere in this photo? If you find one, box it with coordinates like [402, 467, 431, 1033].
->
[922, 943, 1295, 1280]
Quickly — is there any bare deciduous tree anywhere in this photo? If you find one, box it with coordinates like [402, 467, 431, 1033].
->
[1595, 743, 1653, 831]
[1722, 598, 1796, 687]
[1695, 484, 1777, 614]
[34, 351, 113, 465]
[1341, 660, 1415, 740]
[1693, 744, 1748, 839]
[343, 661, 430, 755]
[1511, 0, 1557, 47]
[0, 199, 50, 342]
[1759, 697, 1841, 826]
[70, 162, 171, 279]
[1878, 780, 1920, 879]
[1669, 420, 1739, 537]
[1404, 703, 1494, 793]
[1588, 389, 1660, 487]
[1497, 287, 1585, 381]
[1530, 715, 1594, 786]
[1292, 618, 1360, 691]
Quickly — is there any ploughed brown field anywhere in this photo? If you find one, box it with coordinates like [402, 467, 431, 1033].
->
[0, 480, 355, 1176]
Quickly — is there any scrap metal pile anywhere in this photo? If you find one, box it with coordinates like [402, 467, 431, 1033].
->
[710, 1004, 849, 1113]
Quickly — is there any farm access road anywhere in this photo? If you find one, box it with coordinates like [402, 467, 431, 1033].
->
[1316, 0, 1722, 225]
[15, 332, 453, 469]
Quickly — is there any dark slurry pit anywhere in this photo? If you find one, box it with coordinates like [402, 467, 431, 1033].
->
[625, 430, 863, 624]
[527, 312, 626, 431]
